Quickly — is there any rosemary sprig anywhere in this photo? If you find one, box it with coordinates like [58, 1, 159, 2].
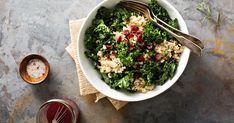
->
[216, 11, 221, 27]
[197, 0, 212, 22]
[196, 0, 221, 29]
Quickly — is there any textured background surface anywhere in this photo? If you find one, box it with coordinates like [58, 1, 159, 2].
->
[0, 0, 234, 123]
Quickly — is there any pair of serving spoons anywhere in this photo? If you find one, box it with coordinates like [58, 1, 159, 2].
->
[119, 0, 204, 56]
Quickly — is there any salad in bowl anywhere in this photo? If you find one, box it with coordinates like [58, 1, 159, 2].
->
[77, 0, 190, 101]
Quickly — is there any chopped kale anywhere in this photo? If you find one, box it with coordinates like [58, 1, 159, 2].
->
[96, 7, 131, 31]
[143, 0, 179, 44]
[117, 42, 141, 67]
[149, 0, 178, 28]
[156, 60, 177, 85]
[112, 72, 134, 89]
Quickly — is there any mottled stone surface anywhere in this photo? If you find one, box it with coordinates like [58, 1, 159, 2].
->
[0, 0, 234, 123]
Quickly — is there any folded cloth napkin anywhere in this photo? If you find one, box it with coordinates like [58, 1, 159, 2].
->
[65, 19, 128, 110]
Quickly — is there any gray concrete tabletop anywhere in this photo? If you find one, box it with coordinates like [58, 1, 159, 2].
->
[0, 0, 234, 123]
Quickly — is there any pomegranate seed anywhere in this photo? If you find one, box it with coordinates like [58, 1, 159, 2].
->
[116, 36, 122, 43]
[136, 30, 142, 35]
[128, 45, 134, 52]
[127, 33, 134, 39]
[106, 54, 111, 60]
[112, 51, 117, 56]
[155, 53, 162, 61]
[137, 55, 145, 62]
[123, 30, 130, 36]
[124, 38, 129, 44]
[147, 43, 153, 50]
[137, 41, 145, 49]
[105, 44, 113, 49]
[130, 25, 139, 32]
[137, 35, 142, 42]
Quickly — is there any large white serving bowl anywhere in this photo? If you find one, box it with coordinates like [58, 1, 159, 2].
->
[77, 0, 190, 102]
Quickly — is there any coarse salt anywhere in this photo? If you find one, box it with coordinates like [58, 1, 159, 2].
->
[26, 59, 46, 78]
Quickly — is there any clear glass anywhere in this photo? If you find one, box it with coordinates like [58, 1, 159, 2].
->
[36, 99, 79, 123]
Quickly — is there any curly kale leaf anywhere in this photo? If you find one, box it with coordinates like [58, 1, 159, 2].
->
[143, 0, 179, 44]
[111, 72, 134, 89]
[96, 7, 131, 32]
[84, 19, 115, 61]
[141, 61, 161, 85]
[117, 42, 141, 67]
[84, 26, 97, 52]
[156, 60, 177, 85]
[143, 21, 177, 44]
[84, 25, 98, 62]
[94, 20, 111, 39]
[141, 59, 177, 85]
[149, 0, 178, 28]
[84, 7, 131, 62]
[111, 7, 131, 31]
[101, 72, 134, 90]
[168, 19, 179, 29]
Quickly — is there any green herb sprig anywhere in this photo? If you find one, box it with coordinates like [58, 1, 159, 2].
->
[197, 0, 221, 30]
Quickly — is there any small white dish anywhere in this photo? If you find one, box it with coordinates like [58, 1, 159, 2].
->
[77, 0, 190, 102]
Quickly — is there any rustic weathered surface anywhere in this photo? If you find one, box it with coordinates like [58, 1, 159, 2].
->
[0, 0, 234, 123]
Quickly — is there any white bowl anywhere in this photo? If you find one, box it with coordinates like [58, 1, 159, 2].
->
[77, 0, 190, 102]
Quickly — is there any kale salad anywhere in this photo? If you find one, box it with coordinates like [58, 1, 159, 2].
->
[84, 0, 184, 93]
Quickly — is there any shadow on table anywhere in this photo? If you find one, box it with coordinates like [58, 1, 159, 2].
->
[30, 73, 64, 102]
[119, 52, 234, 123]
